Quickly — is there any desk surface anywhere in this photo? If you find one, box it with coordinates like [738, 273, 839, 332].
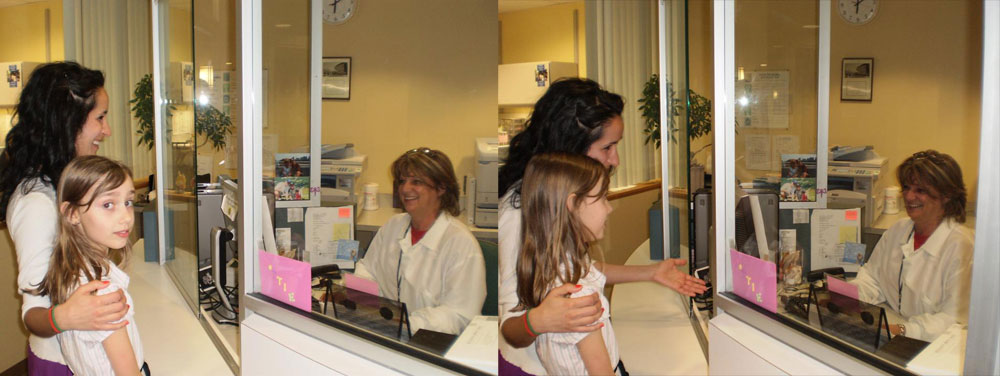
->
[355, 193, 498, 241]
[610, 240, 707, 375]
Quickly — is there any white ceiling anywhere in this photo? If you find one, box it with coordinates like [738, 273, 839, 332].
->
[0, 0, 47, 9]
[499, 0, 577, 14]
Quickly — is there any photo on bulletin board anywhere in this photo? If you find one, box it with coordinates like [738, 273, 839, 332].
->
[322, 57, 351, 100]
[780, 154, 817, 202]
[535, 64, 548, 87]
[275, 153, 310, 201]
[7, 64, 20, 88]
[841, 57, 873, 101]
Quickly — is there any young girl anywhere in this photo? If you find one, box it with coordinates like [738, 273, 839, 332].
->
[28, 155, 146, 376]
[515, 153, 619, 376]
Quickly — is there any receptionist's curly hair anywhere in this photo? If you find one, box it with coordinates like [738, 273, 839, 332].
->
[897, 149, 967, 223]
[391, 147, 461, 217]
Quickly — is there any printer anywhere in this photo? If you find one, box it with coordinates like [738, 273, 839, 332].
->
[828, 146, 889, 229]
[474, 138, 500, 228]
[293, 144, 367, 206]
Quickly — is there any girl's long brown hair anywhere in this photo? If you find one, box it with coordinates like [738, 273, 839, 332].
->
[514, 153, 609, 311]
[27, 156, 134, 304]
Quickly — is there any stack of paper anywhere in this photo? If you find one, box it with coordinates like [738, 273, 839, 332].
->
[444, 316, 498, 374]
[907, 324, 966, 375]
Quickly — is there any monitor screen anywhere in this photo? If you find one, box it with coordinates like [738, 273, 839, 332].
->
[734, 188, 779, 260]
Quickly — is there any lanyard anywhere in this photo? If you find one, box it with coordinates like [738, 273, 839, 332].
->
[898, 229, 914, 309]
[396, 223, 410, 300]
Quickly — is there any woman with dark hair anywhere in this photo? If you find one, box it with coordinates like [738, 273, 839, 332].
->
[1, 61, 128, 374]
[499, 78, 707, 375]
[851, 150, 974, 341]
[354, 147, 486, 335]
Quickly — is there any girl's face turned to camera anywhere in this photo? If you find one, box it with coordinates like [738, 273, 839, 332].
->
[575, 182, 612, 241]
[71, 177, 136, 251]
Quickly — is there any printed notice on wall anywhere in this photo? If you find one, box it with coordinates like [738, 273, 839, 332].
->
[772, 135, 800, 170]
[745, 134, 772, 171]
[737, 71, 790, 129]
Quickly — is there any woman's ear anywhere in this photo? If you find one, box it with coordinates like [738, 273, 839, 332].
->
[60, 202, 80, 225]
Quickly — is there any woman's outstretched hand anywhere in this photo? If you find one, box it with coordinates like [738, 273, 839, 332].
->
[651, 259, 708, 297]
[55, 280, 129, 331]
[533, 283, 603, 333]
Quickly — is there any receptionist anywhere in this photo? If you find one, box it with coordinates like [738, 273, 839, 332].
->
[851, 150, 973, 341]
[354, 147, 486, 335]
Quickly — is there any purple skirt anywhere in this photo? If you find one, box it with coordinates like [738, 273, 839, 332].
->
[27, 346, 72, 376]
[499, 351, 534, 376]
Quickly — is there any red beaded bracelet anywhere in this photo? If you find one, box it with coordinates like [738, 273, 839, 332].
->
[523, 308, 539, 337]
[48, 306, 62, 334]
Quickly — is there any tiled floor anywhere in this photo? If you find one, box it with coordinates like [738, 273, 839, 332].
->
[128, 239, 233, 375]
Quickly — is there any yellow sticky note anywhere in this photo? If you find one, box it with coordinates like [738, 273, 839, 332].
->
[839, 226, 857, 243]
[333, 223, 351, 241]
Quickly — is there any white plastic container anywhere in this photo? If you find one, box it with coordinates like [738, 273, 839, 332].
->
[363, 183, 379, 211]
[884, 186, 901, 214]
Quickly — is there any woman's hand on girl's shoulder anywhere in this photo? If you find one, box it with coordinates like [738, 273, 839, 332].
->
[54, 280, 129, 331]
[534, 283, 603, 334]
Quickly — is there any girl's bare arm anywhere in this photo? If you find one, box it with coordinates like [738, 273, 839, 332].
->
[102, 327, 139, 376]
[578, 330, 614, 375]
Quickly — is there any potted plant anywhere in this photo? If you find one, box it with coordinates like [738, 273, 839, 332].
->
[638, 73, 712, 149]
[639, 74, 714, 260]
[130, 73, 233, 151]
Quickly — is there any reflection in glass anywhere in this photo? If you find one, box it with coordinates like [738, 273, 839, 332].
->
[158, 0, 199, 312]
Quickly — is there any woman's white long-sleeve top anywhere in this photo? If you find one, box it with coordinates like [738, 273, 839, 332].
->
[356, 212, 486, 335]
[851, 217, 973, 341]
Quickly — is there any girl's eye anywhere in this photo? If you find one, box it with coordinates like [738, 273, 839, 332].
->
[125, 200, 134, 207]
[103, 202, 114, 209]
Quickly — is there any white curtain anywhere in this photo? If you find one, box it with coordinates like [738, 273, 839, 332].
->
[587, 0, 661, 189]
[65, 0, 155, 180]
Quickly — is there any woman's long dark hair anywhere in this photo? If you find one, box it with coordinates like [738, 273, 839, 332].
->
[499, 78, 623, 207]
[0, 62, 105, 222]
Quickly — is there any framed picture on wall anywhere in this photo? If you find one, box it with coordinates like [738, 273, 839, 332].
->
[841, 57, 873, 101]
[322, 57, 351, 100]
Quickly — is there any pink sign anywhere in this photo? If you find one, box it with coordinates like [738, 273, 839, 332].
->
[827, 274, 859, 300]
[730, 249, 778, 313]
[259, 250, 312, 311]
[344, 273, 380, 296]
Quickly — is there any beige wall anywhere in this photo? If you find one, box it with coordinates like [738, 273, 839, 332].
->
[829, 0, 982, 204]
[697, 1, 982, 204]
[0, 229, 28, 370]
[499, 1, 587, 77]
[0, 0, 64, 62]
[318, 0, 498, 191]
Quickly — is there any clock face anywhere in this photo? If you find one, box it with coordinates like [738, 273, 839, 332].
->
[838, 0, 878, 25]
[324, 0, 357, 25]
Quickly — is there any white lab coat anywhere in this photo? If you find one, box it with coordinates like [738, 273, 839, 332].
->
[851, 217, 973, 341]
[356, 212, 486, 335]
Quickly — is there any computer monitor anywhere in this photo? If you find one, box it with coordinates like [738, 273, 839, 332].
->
[734, 188, 779, 260]
[693, 188, 712, 270]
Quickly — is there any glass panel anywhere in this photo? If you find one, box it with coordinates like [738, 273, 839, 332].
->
[248, 1, 497, 372]
[725, 0, 981, 371]
[193, 0, 240, 358]
[158, 0, 199, 312]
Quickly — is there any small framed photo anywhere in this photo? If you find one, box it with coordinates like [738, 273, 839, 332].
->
[841, 57, 873, 101]
[322, 57, 351, 100]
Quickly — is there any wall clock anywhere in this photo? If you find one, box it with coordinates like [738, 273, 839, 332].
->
[838, 0, 878, 25]
[324, 0, 357, 25]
